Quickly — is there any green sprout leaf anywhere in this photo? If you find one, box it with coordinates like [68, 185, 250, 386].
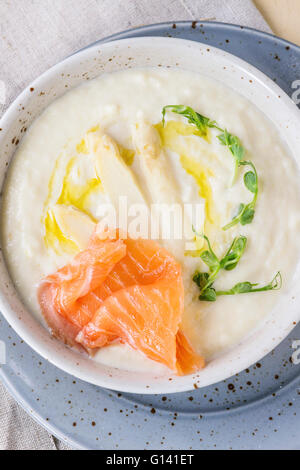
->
[240, 207, 255, 225]
[217, 130, 245, 162]
[244, 171, 257, 194]
[193, 272, 210, 290]
[215, 272, 282, 297]
[192, 233, 247, 298]
[217, 130, 245, 184]
[200, 287, 217, 302]
[200, 251, 219, 274]
[223, 161, 258, 230]
[192, 232, 281, 302]
[220, 236, 247, 271]
[191, 231, 221, 295]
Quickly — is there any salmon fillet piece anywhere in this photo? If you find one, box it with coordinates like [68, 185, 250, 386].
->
[38, 230, 204, 374]
[176, 330, 205, 375]
[76, 237, 176, 317]
[76, 264, 183, 371]
[38, 234, 126, 349]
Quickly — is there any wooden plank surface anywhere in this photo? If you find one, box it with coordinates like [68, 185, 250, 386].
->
[254, 0, 300, 46]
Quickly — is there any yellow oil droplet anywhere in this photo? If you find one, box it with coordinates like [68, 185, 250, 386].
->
[43, 152, 102, 252]
[76, 125, 100, 154]
[118, 145, 135, 166]
[76, 139, 88, 154]
[185, 231, 207, 258]
[156, 120, 217, 226]
[156, 120, 211, 143]
[44, 208, 78, 254]
[43, 124, 107, 254]
[56, 157, 101, 218]
[88, 124, 100, 133]
[43, 151, 64, 211]
[179, 154, 214, 224]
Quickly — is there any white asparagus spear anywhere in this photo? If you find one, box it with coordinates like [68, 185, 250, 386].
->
[87, 131, 148, 210]
[52, 204, 96, 250]
[132, 121, 204, 258]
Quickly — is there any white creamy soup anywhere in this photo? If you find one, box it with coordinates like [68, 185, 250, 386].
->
[2, 68, 300, 374]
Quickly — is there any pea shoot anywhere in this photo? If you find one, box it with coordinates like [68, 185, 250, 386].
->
[199, 271, 282, 302]
[192, 232, 281, 302]
[222, 161, 258, 230]
[192, 232, 247, 297]
[217, 129, 245, 185]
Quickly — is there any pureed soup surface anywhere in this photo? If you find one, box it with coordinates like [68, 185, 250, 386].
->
[2, 68, 300, 374]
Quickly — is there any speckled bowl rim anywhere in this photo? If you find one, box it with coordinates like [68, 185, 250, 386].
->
[1, 36, 300, 394]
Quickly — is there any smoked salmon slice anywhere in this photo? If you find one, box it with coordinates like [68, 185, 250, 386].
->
[38, 229, 204, 374]
[38, 233, 126, 349]
[176, 330, 205, 375]
[76, 236, 179, 318]
[76, 263, 184, 371]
